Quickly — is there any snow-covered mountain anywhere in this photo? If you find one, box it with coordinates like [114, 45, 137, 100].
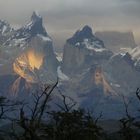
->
[62, 25, 113, 75]
[67, 25, 105, 49]
[2, 11, 49, 48]
[57, 26, 140, 119]
[0, 14, 140, 119]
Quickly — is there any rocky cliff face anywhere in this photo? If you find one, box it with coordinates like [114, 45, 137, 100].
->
[2, 11, 47, 47]
[104, 52, 140, 95]
[62, 25, 113, 75]
[95, 31, 136, 53]
[59, 26, 140, 119]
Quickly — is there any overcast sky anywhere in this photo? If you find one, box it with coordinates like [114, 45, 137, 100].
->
[0, 0, 140, 50]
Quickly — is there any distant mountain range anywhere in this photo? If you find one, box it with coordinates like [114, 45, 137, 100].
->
[95, 31, 136, 53]
[0, 12, 140, 119]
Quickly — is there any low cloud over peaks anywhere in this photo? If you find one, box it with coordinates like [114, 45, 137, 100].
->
[0, 0, 140, 48]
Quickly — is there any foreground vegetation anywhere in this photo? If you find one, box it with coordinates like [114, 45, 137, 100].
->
[0, 82, 140, 140]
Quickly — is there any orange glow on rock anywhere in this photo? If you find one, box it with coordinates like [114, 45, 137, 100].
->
[27, 49, 44, 70]
[13, 48, 44, 83]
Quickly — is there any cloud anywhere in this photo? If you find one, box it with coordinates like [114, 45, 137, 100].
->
[0, 0, 140, 48]
[0, 0, 139, 29]
[118, 0, 140, 16]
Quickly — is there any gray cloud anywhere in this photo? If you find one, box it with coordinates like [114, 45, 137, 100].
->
[0, 0, 140, 50]
[119, 0, 140, 16]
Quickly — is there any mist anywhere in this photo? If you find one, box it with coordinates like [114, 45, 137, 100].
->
[0, 0, 140, 50]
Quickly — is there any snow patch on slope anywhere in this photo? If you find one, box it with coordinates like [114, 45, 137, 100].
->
[57, 66, 69, 81]
[130, 46, 140, 60]
[2, 25, 7, 34]
[83, 38, 106, 52]
[55, 52, 63, 62]
[37, 34, 52, 42]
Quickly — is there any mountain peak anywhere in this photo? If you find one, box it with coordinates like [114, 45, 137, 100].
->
[80, 25, 93, 37]
[67, 25, 94, 45]
[67, 25, 105, 48]
[31, 11, 42, 23]
[28, 11, 47, 36]
[75, 25, 94, 39]
[13, 11, 47, 40]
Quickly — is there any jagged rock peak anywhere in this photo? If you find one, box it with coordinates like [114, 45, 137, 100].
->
[0, 20, 13, 35]
[79, 25, 93, 38]
[24, 11, 47, 36]
[31, 11, 42, 23]
[67, 25, 105, 48]
[67, 25, 94, 44]
[13, 11, 47, 41]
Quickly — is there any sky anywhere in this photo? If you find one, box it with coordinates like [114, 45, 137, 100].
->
[0, 0, 140, 51]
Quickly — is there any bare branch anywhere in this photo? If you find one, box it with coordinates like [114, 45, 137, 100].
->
[136, 88, 140, 101]
[37, 79, 58, 125]
[56, 87, 76, 112]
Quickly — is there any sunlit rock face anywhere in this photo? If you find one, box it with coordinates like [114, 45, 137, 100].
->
[93, 66, 114, 94]
[9, 12, 58, 84]
[13, 48, 44, 83]
[13, 34, 58, 84]
[0, 11, 51, 72]
[26, 49, 44, 70]
[62, 25, 113, 75]
[78, 65, 114, 96]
